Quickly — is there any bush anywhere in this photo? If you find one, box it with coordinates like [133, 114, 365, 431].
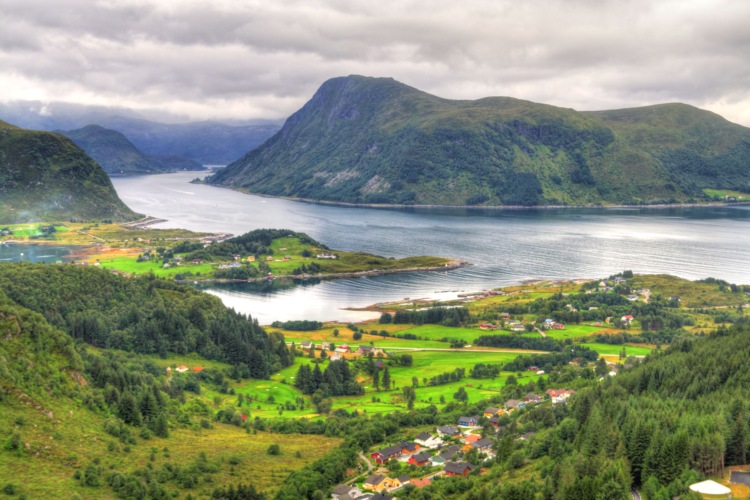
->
[267, 444, 281, 455]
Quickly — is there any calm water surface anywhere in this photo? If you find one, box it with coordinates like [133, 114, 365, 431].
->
[112, 172, 750, 323]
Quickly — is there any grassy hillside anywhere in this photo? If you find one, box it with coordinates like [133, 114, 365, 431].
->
[0, 120, 138, 223]
[208, 75, 750, 206]
[61, 125, 203, 175]
[0, 287, 340, 498]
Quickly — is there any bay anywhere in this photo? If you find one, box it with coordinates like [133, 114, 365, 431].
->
[112, 172, 750, 323]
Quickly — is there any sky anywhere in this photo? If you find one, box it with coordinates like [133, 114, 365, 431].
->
[2, 0, 750, 126]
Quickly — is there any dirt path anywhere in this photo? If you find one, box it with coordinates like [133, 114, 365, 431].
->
[346, 451, 374, 484]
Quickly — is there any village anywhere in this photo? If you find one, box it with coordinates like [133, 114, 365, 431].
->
[330, 388, 575, 499]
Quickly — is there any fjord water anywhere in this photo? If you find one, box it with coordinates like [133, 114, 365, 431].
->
[112, 172, 750, 323]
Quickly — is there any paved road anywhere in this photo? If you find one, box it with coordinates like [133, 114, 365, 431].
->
[631, 488, 642, 500]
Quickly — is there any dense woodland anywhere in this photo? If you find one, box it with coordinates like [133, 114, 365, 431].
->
[0, 263, 292, 376]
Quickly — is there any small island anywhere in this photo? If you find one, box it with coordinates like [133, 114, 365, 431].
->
[0, 222, 462, 282]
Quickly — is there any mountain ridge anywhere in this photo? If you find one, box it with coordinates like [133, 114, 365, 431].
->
[59, 124, 204, 175]
[207, 75, 750, 207]
[0, 120, 138, 223]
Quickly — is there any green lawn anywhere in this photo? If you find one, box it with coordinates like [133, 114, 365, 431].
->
[394, 324, 482, 342]
[543, 324, 604, 340]
[98, 255, 216, 277]
[579, 343, 654, 357]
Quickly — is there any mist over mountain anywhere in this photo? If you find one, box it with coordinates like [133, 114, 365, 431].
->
[59, 125, 203, 175]
[0, 101, 281, 165]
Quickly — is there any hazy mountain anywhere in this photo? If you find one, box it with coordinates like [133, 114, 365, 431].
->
[0, 101, 281, 165]
[207, 75, 750, 206]
[0, 121, 138, 223]
[60, 125, 203, 175]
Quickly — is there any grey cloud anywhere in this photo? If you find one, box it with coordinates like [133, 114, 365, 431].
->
[0, 0, 749, 125]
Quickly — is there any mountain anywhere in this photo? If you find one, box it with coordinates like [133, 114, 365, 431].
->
[102, 117, 280, 165]
[0, 121, 138, 222]
[59, 125, 203, 175]
[207, 75, 750, 206]
[0, 101, 281, 165]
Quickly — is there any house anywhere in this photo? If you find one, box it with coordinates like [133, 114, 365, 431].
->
[479, 323, 497, 330]
[247, 256, 255, 262]
[471, 438, 494, 452]
[266, 256, 273, 261]
[444, 461, 475, 477]
[510, 324, 526, 332]
[504, 399, 520, 411]
[300, 341, 315, 352]
[458, 415, 480, 427]
[370, 445, 403, 464]
[483, 407, 500, 418]
[363, 474, 395, 492]
[414, 432, 443, 449]
[527, 365, 540, 372]
[192, 366, 204, 372]
[317, 253, 338, 259]
[524, 393, 543, 403]
[336, 344, 350, 353]
[330, 351, 342, 362]
[331, 484, 362, 500]
[461, 434, 480, 450]
[488, 416, 500, 427]
[436, 425, 460, 437]
[431, 445, 461, 465]
[408, 452, 431, 466]
[370, 494, 394, 500]
[400, 441, 419, 454]
[175, 365, 189, 373]
[356, 345, 374, 356]
[621, 314, 634, 324]
[397, 476, 410, 487]
[553, 323, 565, 330]
[546, 388, 575, 404]
[516, 432, 536, 441]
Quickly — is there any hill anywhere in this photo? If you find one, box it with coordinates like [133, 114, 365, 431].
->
[0, 266, 342, 498]
[207, 75, 750, 206]
[60, 125, 203, 175]
[0, 121, 138, 223]
[0, 100, 281, 165]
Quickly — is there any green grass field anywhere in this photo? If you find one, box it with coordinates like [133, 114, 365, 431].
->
[579, 343, 654, 357]
[97, 254, 216, 277]
[394, 324, 483, 342]
[543, 324, 604, 340]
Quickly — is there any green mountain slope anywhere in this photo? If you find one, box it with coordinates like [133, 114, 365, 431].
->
[0, 121, 137, 223]
[207, 75, 750, 206]
[60, 125, 203, 175]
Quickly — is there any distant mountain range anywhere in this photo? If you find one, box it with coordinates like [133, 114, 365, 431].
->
[207, 75, 750, 207]
[59, 125, 203, 175]
[0, 101, 280, 165]
[0, 121, 137, 223]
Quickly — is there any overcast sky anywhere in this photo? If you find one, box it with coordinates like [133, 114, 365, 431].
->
[2, 0, 749, 125]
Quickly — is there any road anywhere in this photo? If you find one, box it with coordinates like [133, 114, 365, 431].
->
[631, 488, 642, 500]
[346, 451, 374, 484]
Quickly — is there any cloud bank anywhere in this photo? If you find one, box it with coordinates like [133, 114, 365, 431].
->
[1, 0, 749, 125]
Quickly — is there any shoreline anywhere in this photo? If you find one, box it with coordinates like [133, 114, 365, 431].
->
[178, 259, 469, 285]
[198, 181, 750, 211]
